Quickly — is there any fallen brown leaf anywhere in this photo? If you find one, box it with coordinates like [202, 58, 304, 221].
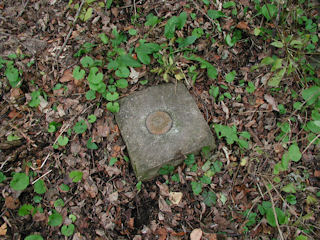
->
[59, 69, 74, 83]
[169, 192, 183, 205]
[190, 228, 202, 240]
[5, 196, 20, 210]
[158, 196, 171, 213]
[236, 21, 249, 30]
[0, 223, 7, 236]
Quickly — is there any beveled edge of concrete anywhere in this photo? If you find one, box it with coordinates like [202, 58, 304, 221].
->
[115, 83, 216, 181]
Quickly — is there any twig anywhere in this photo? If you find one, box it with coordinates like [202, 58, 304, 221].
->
[32, 170, 52, 185]
[17, 0, 30, 17]
[262, 178, 285, 240]
[30, 153, 52, 171]
[302, 133, 320, 154]
[55, 0, 85, 60]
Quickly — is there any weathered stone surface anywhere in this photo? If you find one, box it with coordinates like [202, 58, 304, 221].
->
[115, 83, 215, 181]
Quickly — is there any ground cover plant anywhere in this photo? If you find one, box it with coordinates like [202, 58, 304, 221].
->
[0, 0, 319, 239]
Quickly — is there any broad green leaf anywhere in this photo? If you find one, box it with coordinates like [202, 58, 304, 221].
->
[83, 7, 93, 21]
[109, 157, 117, 166]
[115, 66, 130, 78]
[88, 67, 103, 84]
[117, 54, 141, 67]
[29, 90, 41, 107]
[48, 211, 63, 227]
[99, 33, 109, 44]
[266, 207, 286, 227]
[261, 4, 277, 21]
[200, 175, 211, 184]
[5, 65, 20, 87]
[59, 184, 70, 192]
[282, 183, 296, 193]
[225, 70, 236, 83]
[105, 91, 119, 101]
[18, 204, 34, 216]
[178, 36, 197, 48]
[54, 199, 65, 208]
[207, 10, 225, 20]
[209, 86, 219, 98]
[10, 172, 29, 191]
[106, 102, 120, 113]
[271, 58, 283, 71]
[57, 136, 69, 146]
[116, 79, 128, 89]
[159, 165, 174, 175]
[223, 1, 236, 8]
[86, 90, 96, 100]
[164, 16, 177, 39]
[268, 68, 286, 87]
[302, 86, 320, 105]
[73, 120, 87, 134]
[281, 152, 290, 170]
[214, 124, 238, 145]
[288, 144, 301, 162]
[191, 181, 202, 195]
[261, 57, 274, 65]
[73, 66, 85, 80]
[145, 13, 158, 27]
[202, 190, 216, 207]
[296, 235, 308, 240]
[87, 137, 98, 150]
[34, 179, 47, 194]
[88, 114, 97, 123]
[176, 12, 187, 29]
[225, 34, 234, 47]
[184, 154, 195, 166]
[81, 56, 94, 68]
[69, 171, 83, 183]
[25, 235, 44, 240]
[0, 172, 6, 183]
[61, 224, 75, 237]
[136, 42, 160, 64]
[286, 194, 297, 205]
[271, 41, 284, 48]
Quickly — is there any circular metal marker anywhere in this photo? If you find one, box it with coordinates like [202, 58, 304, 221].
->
[146, 111, 172, 135]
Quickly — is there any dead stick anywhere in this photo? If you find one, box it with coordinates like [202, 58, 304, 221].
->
[55, 0, 85, 60]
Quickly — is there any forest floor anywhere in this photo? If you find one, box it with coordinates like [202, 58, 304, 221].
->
[0, 0, 320, 239]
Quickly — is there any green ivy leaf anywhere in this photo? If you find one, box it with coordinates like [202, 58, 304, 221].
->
[57, 135, 69, 146]
[10, 172, 29, 191]
[202, 190, 216, 207]
[117, 54, 141, 68]
[48, 211, 63, 227]
[29, 90, 41, 107]
[25, 234, 44, 240]
[69, 171, 83, 183]
[116, 79, 128, 89]
[59, 184, 70, 192]
[34, 179, 47, 194]
[5, 65, 21, 88]
[61, 224, 75, 237]
[115, 66, 130, 78]
[158, 165, 174, 175]
[73, 120, 87, 134]
[80, 56, 95, 68]
[18, 204, 34, 216]
[88, 67, 103, 84]
[288, 144, 301, 162]
[85, 90, 96, 100]
[191, 181, 202, 195]
[105, 91, 119, 101]
[200, 175, 211, 184]
[136, 42, 161, 65]
[106, 102, 120, 113]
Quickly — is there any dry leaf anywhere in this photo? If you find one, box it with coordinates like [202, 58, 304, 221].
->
[264, 94, 279, 112]
[59, 69, 74, 83]
[221, 101, 229, 120]
[84, 179, 98, 198]
[156, 181, 169, 197]
[158, 196, 171, 213]
[169, 192, 183, 205]
[190, 228, 202, 240]
[5, 196, 20, 210]
[314, 170, 320, 178]
[129, 67, 140, 83]
[236, 21, 249, 30]
[0, 223, 7, 236]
